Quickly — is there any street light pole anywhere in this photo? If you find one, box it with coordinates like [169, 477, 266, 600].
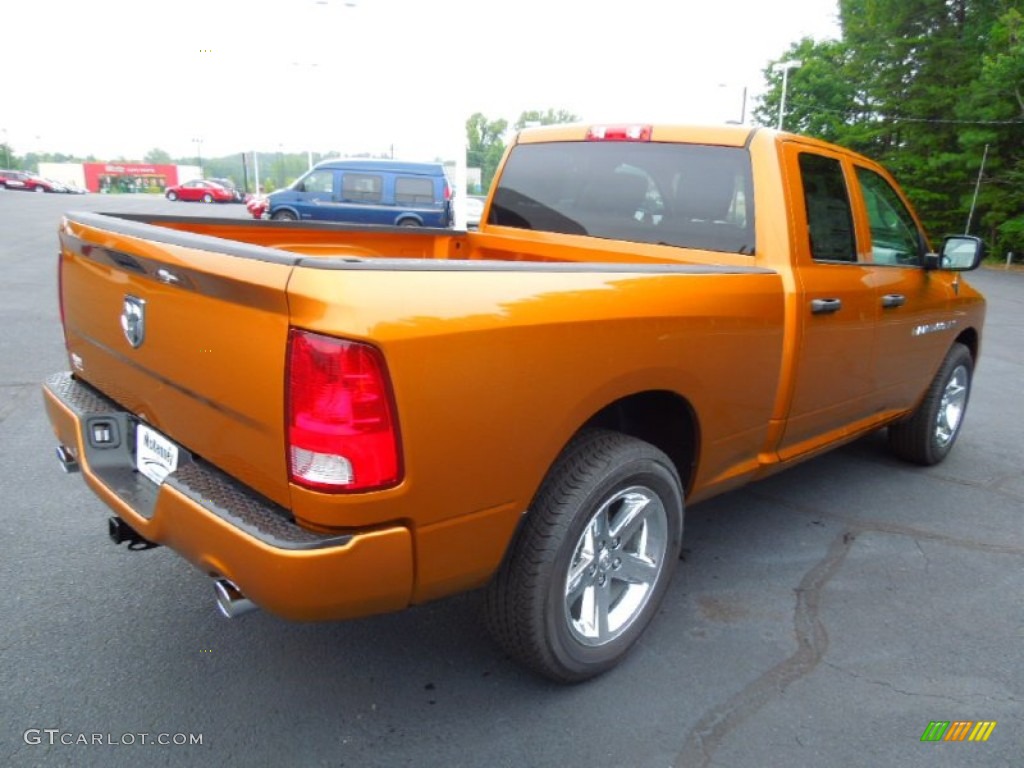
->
[773, 60, 802, 130]
[719, 83, 749, 125]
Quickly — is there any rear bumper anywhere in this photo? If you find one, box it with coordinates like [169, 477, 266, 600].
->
[41, 372, 414, 621]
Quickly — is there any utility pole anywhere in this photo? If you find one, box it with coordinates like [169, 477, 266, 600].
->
[965, 143, 989, 235]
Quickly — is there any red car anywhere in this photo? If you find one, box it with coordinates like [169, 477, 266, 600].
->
[165, 179, 235, 203]
[1, 170, 59, 192]
[246, 195, 269, 219]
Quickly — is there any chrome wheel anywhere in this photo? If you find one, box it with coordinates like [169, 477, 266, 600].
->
[564, 485, 668, 646]
[889, 342, 973, 466]
[935, 364, 968, 447]
[485, 429, 684, 682]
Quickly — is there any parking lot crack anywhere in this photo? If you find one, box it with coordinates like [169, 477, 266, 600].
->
[748, 490, 1024, 556]
[820, 661, 974, 703]
[673, 530, 856, 768]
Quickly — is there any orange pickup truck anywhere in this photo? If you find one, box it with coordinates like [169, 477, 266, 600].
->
[42, 124, 985, 682]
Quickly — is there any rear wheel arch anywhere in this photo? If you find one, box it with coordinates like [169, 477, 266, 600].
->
[579, 390, 699, 497]
[491, 390, 698, 578]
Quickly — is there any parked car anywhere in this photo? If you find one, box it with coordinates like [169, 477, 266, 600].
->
[465, 196, 485, 228]
[209, 178, 245, 203]
[28, 176, 63, 193]
[165, 179, 236, 203]
[263, 159, 453, 226]
[246, 194, 268, 219]
[1, 170, 59, 192]
[0, 170, 29, 190]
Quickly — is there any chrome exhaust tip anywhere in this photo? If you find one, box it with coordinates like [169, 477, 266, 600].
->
[214, 579, 257, 618]
[56, 445, 79, 473]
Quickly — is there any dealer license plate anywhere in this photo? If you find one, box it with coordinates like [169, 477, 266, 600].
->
[135, 423, 179, 485]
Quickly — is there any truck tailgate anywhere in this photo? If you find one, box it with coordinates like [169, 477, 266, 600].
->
[58, 213, 296, 508]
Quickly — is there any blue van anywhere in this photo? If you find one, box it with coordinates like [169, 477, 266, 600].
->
[265, 159, 453, 227]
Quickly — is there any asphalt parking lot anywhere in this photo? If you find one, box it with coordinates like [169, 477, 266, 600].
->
[1, 190, 1021, 767]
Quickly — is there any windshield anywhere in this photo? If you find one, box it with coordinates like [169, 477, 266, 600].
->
[489, 142, 755, 255]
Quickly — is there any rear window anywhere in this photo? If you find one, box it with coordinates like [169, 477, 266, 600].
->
[394, 176, 435, 205]
[489, 142, 754, 254]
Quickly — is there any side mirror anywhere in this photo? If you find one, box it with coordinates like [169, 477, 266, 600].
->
[924, 235, 985, 271]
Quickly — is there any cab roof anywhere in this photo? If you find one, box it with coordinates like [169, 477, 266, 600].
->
[513, 123, 760, 148]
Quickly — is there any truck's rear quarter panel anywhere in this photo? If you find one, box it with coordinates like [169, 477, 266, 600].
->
[285, 258, 785, 599]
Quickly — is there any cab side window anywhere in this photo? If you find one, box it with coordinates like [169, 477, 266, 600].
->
[799, 153, 857, 262]
[855, 167, 923, 266]
[302, 170, 335, 195]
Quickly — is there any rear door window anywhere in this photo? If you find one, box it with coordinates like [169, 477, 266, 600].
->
[798, 153, 857, 263]
[341, 173, 382, 203]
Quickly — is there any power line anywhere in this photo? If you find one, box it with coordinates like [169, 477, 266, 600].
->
[775, 97, 1024, 125]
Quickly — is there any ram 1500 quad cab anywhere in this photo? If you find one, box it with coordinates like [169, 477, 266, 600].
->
[43, 124, 985, 682]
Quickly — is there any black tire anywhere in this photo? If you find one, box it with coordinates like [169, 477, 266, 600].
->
[398, 219, 420, 227]
[485, 429, 684, 683]
[889, 342, 973, 465]
[166, 191, 178, 201]
[271, 210, 297, 221]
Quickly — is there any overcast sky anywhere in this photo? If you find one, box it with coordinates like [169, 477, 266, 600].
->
[6, 0, 840, 163]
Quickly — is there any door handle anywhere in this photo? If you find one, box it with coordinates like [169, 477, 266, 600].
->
[881, 293, 906, 309]
[811, 298, 842, 314]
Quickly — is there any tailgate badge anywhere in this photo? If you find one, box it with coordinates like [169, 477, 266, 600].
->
[121, 296, 147, 348]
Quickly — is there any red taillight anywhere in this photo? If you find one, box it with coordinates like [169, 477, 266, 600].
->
[585, 124, 653, 142]
[444, 180, 452, 201]
[286, 330, 401, 492]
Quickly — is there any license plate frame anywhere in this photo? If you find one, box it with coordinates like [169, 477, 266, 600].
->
[135, 423, 179, 486]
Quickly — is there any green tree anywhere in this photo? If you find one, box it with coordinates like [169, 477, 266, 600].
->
[144, 148, 173, 164]
[754, 38, 858, 143]
[958, 7, 1024, 254]
[466, 112, 508, 191]
[755, 0, 1022, 250]
[514, 108, 580, 130]
[1, 143, 17, 169]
